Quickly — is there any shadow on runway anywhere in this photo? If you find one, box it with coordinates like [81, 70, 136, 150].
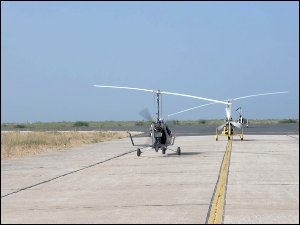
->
[232, 139, 256, 141]
[167, 152, 204, 157]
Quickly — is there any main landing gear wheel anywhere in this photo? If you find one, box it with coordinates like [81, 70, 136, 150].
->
[162, 147, 166, 155]
[176, 147, 181, 155]
[155, 147, 159, 152]
[137, 148, 141, 157]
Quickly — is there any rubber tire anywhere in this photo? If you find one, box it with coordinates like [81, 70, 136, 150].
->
[162, 147, 166, 155]
[137, 148, 141, 157]
[176, 147, 181, 155]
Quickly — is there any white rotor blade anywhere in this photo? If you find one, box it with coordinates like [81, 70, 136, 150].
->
[93, 85, 228, 104]
[232, 91, 288, 101]
[161, 91, 228, 105]
[93, 85, 154, 93]
[167, 91, 288, 117]
[168, 102, 217, 117]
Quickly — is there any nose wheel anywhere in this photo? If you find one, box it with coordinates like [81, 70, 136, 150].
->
[137, 148, 141, 157]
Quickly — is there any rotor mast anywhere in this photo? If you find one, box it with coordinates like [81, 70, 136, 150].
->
[156, 90, 161, 122]
[225, 100, 232, 121]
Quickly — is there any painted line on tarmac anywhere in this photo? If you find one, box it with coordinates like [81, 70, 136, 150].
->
[285, 134, 299, 139]
[1, 149, 137, 198]
[206, 138, 232, 224]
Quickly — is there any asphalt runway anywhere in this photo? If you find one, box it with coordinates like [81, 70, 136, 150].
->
[104, 123, 297, 136]
[1, 130, 299, 223]
[95, 123, 299, 137]
[5, 123, 298, 136]
[163, 123, 299, 136]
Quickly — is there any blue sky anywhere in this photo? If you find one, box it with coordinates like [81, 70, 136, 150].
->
[1, 2, 299, 122]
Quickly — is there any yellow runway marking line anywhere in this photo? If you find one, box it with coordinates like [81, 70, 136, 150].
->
[206, 138, 232, 224]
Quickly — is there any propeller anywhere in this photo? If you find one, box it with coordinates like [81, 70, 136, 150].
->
[139, 108, 153, 121]
[230, 121, 242, 129]
[217, 123, 226, 131]
[136, 108, 153, 145]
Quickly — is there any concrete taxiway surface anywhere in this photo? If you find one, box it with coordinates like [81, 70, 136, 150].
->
[224, 135, 299, 224]
[1, 135, 299, 224]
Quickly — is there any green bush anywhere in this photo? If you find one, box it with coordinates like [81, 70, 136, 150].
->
[171, 120, 181, 125]
[73, 121, 89, 127]
[135, 121, 145, 126]
[198, 120, 206, 125]
[14, 124, 26, 128]
[279, 119, 297, 124]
